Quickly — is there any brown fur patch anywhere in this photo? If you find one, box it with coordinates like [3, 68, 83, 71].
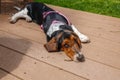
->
[61, 34, 82, 60]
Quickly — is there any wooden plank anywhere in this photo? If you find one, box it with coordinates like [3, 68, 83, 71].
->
[0, 46, 86, 80]
[1, 18, 120, 50]
[0, 17, 120, 69]
[0, 69, 21, 80]
[0, 30, 120, 80]
[0, 21, 46, 43]
[1, 13, 120, 44]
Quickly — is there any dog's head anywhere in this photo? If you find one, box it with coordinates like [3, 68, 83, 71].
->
[44, 30, 85, 62]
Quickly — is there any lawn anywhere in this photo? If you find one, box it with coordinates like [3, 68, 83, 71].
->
[34, 0, 120, 18]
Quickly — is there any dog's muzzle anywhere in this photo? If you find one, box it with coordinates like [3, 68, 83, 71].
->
[74, 52, 85, 62]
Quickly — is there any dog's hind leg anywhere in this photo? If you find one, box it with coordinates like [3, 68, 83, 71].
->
[71, 25, 90, 43]
[10, 8, 32, 23]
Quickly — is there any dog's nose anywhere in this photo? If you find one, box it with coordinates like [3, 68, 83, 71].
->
[77, 54, 85, 62]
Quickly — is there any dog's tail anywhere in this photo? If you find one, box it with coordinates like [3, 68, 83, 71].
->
[14, 6, 21, 11]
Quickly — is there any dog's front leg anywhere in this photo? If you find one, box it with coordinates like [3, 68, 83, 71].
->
[71, 25, 90, 43]
[10, 8, 32, 23]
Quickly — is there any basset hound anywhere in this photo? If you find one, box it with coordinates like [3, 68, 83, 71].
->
[10, 2, 90, 62]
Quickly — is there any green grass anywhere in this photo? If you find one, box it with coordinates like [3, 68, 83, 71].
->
[34, 0, 120, 18]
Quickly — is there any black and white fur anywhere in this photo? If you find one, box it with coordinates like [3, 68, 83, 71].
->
[10, 2, 89, 43]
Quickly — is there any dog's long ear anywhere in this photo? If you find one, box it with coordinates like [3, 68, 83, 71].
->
[44, 37, 58, 52]
[73, 33, 82, 48]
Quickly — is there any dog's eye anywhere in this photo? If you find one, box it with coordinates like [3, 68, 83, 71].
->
[64, 44, 70, 48]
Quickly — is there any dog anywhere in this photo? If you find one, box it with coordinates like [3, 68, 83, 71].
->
[10, 2, 90, 62]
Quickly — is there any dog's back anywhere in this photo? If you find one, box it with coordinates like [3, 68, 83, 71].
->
[26, 2, 54, 25]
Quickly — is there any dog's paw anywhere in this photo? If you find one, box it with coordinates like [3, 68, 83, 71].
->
[9, 19, 16, 24]
[26, 17, 32, 22]
[79, 34, 90, 43]
[8, 18, 16, 24]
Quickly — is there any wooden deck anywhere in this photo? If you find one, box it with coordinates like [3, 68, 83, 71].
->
[0, 5, 120, 80]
